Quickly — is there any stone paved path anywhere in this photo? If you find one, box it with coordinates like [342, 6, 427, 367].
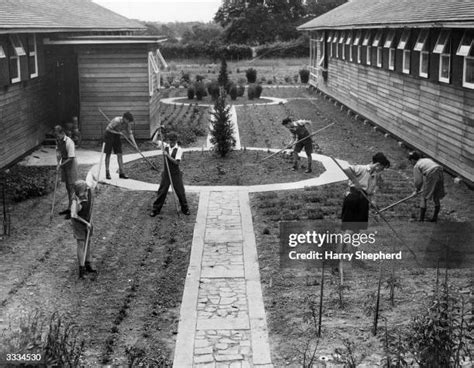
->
[173, 190, 273, 368]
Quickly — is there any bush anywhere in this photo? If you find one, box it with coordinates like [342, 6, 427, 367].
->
[299, 69, 310, 83]
[237, 84, 245, 97]
[209, 90, 235, 157]
[187, 87, 195, 100]
[195, 82, 206, 100]
[207, 80, 220, 100]
[2, 165, 56, 202]
[247, 84, 256, 100]
[246, 68, 257, 83]
[181, 72, 190, 83]
[229, 84, 238, 100]
[255, 83, 263, 98]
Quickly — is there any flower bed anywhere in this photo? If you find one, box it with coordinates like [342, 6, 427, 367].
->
[124, 150, 326, 186]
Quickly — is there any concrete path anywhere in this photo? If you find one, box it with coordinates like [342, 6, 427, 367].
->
[173, 190, 273, 368]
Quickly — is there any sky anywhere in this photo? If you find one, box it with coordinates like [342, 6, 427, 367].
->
[92, 0, 222, 23]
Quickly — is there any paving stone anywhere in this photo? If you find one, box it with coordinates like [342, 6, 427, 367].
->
[195, 354, 215, 364]
[195, 347, 214, 355]
[215, 354, 244, 362]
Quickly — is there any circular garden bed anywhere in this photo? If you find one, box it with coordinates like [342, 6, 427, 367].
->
[124, 150, 326, 186]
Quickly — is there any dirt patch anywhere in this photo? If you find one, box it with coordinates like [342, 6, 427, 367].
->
[0, 175, 198, 365]
[124, 150, 326, 186]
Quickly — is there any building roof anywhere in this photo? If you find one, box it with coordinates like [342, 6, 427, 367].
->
[0, 0, 145, 33]
[298, 0, 474, 30]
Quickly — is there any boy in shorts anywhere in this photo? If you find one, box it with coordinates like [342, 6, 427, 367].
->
[71, 180, 97, 279]
[282, 117, 314, 173]
[104, 111, 137, 179]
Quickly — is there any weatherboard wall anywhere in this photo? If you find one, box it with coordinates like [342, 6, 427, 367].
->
[312, 56, 474, 183]
[0, 37, 55, 169]
[77, 45, 151, 139]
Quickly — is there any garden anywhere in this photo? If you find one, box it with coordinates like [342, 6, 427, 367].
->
[0, 58, 473, 367]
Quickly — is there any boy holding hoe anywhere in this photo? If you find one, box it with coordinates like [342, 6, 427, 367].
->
[281, 117, 314, 173]
[70, 180, 97, 279]
[149, 131, 190, 217]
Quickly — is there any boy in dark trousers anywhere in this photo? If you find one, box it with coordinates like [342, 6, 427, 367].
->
[55, 125, 78, 219]
[341, 152, 391, 231]
[150, 131, 190, 217]
[408, 151, 445, 222]
[70, 180, 97, 279]
[282, 117, 313, 173]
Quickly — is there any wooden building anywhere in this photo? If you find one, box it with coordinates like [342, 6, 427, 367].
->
[0, 0, 166, 169]
[298, 0, 474, 183]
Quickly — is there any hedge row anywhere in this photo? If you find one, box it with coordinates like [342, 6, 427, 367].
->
[160, 39, 308, 60]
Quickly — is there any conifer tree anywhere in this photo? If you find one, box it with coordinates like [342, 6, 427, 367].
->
[210, 89, 235, 157]
[218, 58, 229, 88]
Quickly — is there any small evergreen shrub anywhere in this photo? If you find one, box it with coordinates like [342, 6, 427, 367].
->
[229, 84, 238, 100]
[299, 69, 310, 83]
[207, 80, 220, 100]
[209, 90, 235, 157]
[237, 84, 245, 97]
[247, 84, 256, 100]
[187, 87, 195, 100]
[195, 82, 206, 100]
[246, 68, 257, 83]
[218, 58, 229, 88]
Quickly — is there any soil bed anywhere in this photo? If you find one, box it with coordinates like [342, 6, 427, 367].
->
[124, 150, 326, 186]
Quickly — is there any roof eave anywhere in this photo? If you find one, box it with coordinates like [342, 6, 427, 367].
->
[298, 21, 474, 31]
[0, 27, 144, 35]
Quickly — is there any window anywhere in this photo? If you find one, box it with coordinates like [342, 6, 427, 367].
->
[363, 31, 372, 65]
[372, 30, 383, 67]
[384, 30, 396, 70]
[398, 30, 411, 74]
[28, 34, 38, 78]
[0, 45, 5, 58]
[457, 31, 474, 88]
[334, 31, 340, 58]
[354, 30, 362, 63]
[433, 30, 451, 83]
[346, 31, 353, 61]
[327, 31, 334, 57]
[9, 35, 26, 83]
[339, 31, 346, 59]
[148, 51, 159, 96]
[414, 29, 429, 78]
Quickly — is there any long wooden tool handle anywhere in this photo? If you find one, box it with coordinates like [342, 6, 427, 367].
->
[98, 108, 160, 172]
[158, 128, 180, 215]
[331, 156, 419, 262]
[50, 158, 62, 221]
[378, 192, 419, 213]
[261, 121, 335, 161]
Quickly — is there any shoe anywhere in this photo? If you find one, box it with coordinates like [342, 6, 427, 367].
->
[105, 171, 111, 180]
[182, 209, 190, 216]
[291, 166, 298, 171]
[119, 173, 129, 179]
[418, 207, 426, 222]
[85, 262, 97, 273]
[429, 206, 440, 222]
[79, 266, 85, 279]
[59, 209, 70, 215]
[305, 168, 312, 173]
[149, 210, 160, 217]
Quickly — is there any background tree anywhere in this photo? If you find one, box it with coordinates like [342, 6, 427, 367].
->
[210, 90, 235, 157]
